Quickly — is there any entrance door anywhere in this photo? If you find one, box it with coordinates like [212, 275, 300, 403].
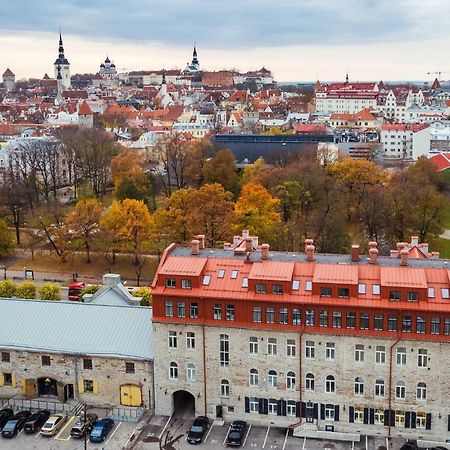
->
[306, 401, 314, 423]
[172, 390, 195, 418]
[37, 377, 57, 397]
[120, 385, 142, 407]
[23, 379, 37, 399]
[64, 384, 74, 401]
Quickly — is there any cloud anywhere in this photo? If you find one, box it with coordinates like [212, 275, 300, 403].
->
[1, 0, 449, 48]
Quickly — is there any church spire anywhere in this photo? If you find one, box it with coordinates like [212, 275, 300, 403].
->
[345, 71, 349, 84]
[192, 43, 199, 67]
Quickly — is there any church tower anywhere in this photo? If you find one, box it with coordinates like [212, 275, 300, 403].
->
[54, 32, 71, 89]
[191, 45, 199, 70]
[55, 65, 63, 105]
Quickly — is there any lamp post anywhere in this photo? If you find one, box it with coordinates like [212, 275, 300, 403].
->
[84, 402, 87, 450]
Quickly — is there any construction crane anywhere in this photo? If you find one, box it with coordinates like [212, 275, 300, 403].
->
[427, 70, 450, 81]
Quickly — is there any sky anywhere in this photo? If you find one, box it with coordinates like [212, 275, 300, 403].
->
[1, 0, 449, 82]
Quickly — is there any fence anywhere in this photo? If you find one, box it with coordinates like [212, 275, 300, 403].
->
[109, 406, 145, 423]
[1, 398, 73, 414]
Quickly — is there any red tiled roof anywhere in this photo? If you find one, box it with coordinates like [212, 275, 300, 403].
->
[78, 100, 93, 116]
[159, 256, 207, 276]
[380, 266, 428, 288]
[249, 261, 295, 282]
[313, 264, 358, 284]
[3, 68, 14, 77]
[381, 123, 429, 132]
[294, 123, 327, 134]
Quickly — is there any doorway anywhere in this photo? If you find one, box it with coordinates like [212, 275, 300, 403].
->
[120, 384, 143, 407]
[37, 377, 57, 397]
[64, 384, 74, 401]
[172, 390, 195, 418]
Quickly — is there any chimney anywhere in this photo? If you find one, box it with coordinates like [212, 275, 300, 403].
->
[369, 241, 378, 249]
[245, 237, 253, 253]
[351, 244, 360, 262]
[411, 236, 419, 246]
[102, 273, 121, 286]
[233, 235, 241, 246]
[223, 242, 231, 250]
[242, 229, 250, 239]
[306, 244, 315, 262]
[396, 242, 406, 257]
[191, 239, 200, 255]
[304, 238, 314, 252]
[369, 247, 378, 264]
[261, 243, 270, 260]
[197, 234, 205, 250]
[390, 250, 398, 258]
[400, 249, 409, 266]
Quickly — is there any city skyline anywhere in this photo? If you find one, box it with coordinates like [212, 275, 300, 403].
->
[1, 0, 449, 82]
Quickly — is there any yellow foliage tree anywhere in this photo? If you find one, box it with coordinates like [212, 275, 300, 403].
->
[66, 198, 103, 263]
[234, 182, 282, 243]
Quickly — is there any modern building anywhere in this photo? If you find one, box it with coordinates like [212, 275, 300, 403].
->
[151, 232, 450, 443]
[0, 298, 153, 409]
[381, 123, 431, 160]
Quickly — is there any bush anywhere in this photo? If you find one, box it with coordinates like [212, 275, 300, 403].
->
[0, 219, 14, 258]
[79, 284, 100, 299]
[0, 280, 16, 298]
[16, 281, 36, 299]
[132, 287, 152, 306]
[39, 283, 61, 301]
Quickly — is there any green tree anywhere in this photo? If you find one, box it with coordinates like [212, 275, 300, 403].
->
[16, 281, 36, 299]
[79, 284, 100, 299]
[132, 287, 152, 306]
[0, 218, 15, 257]
[203, 149, 239, 195]
[0, 280, 16, 298]
[39, 283, 61, 300]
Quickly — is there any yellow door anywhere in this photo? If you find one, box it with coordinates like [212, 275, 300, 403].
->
[120, 385, 142, 407]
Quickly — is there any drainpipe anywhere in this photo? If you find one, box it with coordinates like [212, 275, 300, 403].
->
[202, 316, 207, 416]
[388, 337, 401, 437]
[299, 332, 303, 422]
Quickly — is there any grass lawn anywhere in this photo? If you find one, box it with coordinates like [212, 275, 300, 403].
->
[430, 236, 450, 259]
[8, 251, 159, 286]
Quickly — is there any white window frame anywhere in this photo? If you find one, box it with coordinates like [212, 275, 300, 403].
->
[375, 346, 386, 364]
[220, 379, 230, 397]
[168, 331, 177, 348]
[249, 369, 259, 386]
[286, 339, 296, 357]
[268, 370, 278, 388]
[355, 344, 364, 362]
[305, 373, 315, 391]
[187, 363, 196, 381]
[325, 342, 335, 361]
[268, 399, 277, 415]
[325, 375, 335, 393]
[396, 380, 406, 399]
[375, 379, 385, 397]
[186, 332, 195, 349]
[418, 349, 427, 368]
[416, 382, 427, 400]
[268, 338, 277, 356]
[354, 377, 364, 395]
[249, 337, 258, 355]
[286, 371, 296, 390]
[396, 347, 406, 366]
[305, 341, 315, 359]
[169, 362, 178, 379]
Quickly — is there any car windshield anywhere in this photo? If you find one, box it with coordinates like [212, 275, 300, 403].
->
[229, 431, 241, 438]
[3, 421, 17, 431]
[190, 425, 203, 433]
[42, 421, 53, 429]
[91, 426, 102, 437]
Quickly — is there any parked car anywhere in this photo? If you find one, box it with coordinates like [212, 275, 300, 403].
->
[70, 413, 98, 439]
[40, 414, 67, 437]
[1, 411, 31, 438]
[24, 410, 51, 434]
[0, 409, 14, 431]
[187, 416, 209, 444]
[226, 420, 247, 447]
[400, 443, 418, 450]
[89, 418, 114, 442]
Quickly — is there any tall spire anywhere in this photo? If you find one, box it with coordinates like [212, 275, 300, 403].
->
[345, 71, 349, 84]
[191, 43, 199, 67]
[162, 68, 166, 85]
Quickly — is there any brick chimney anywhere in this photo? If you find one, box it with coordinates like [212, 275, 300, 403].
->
[261, 243, 270, 260]
[351, 244, 360, 262]
[304, 238, 314, 252]
[400, 249, 409, 266]
[369, 247, 378, 264]
[411, 236, 419, 246]
[191, 239, 200, 255]
[369, 241, 378, 249]
[396, 242, 406, 257]
[242, 229, 250, 239]
[197, 235, 205, 250]
[306, 244, 315, 262]
[245, 237, 253, 253]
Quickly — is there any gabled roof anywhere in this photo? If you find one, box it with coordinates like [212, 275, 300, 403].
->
[78, 100, 93, 115]
[380, 266, 428, 288]
[249, 261, 295, 282]
[3, 68, 14, 77]
[159, 256, 207, 276]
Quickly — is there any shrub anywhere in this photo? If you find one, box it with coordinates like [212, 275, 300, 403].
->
[0, 280, 16, 298]
[16, 281, 36, 299]
[79, 284, 100, 299]
[132, 287, 152, 306]
[39, 283, 61, 301]
[0, 219, 14, 258]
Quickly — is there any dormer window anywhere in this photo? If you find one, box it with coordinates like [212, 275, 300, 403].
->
[338, 288, 349, 299]
[218, 269, 225, 278]
[389, 291, 401, 301]
[256, 283, 267, 294]
[406, 291, 418, 302]
[442, 288, 450, 299]
[202, 275, 211, 286]
[320, 287, 332, 298]
[181, 279, 192, 289]
[242, 278, 249, 288]
[372, 284, 381, 295]
[272, 284, 283, 295]
[231, 270, 239, 279]
[166, 278, 176, 288]
[358, 283, 366, 294]
[305, 281, 312, 291]
[428, 287, 435, 298]
[292, 280, 300, 291]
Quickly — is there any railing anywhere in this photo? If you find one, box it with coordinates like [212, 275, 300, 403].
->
[109, 406, 145, 423]
[3, 398, 73, 414]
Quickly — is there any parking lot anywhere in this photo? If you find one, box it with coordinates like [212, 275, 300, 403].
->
[0, 411, 140, 450]
[134, 415, 410, 450]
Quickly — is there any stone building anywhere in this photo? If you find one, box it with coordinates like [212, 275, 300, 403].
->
[0, 299, 154, 410]
[151, 232, 450, 443]
[2, 68, 15, 92]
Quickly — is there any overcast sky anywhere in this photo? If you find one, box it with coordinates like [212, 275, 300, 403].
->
[1, 0, 449, 81]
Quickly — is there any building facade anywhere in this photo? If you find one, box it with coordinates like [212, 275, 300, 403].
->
[54, 32, 70, 90]
[381, 123, 431, 160]
[151, 233, 450, 442]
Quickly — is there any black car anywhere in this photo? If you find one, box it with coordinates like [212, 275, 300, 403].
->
[400, 443, 418, 450]
[187, 416, 209, 444]
[0, 409, 14, 431]
[24, 410, 51, 434]
[226, 420, 247, 447]
[70, 413, 98, 438]
[1, 411, 31, 438]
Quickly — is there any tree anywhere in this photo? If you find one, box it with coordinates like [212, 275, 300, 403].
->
[235, 182, 282, 243]
[184, 140, 215, 187]
[39, 283, 61, 300]
[203, 149, 239, 195]
[66, 199, 103, 263]
[102, 199, 152, 265]
[111, 149, 147, 199]
[16, 281, 36, 299]
[132, 287, 152, 306]
[0, 280, 16, 298]
[0, 219, 15, 257]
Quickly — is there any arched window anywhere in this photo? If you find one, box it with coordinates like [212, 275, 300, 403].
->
[221, 379, 230, 398]
[305, 373, 315, 391]
[187, 363, 196, 381]
[375, 379, 385, 397]
[268, 370, 278, 388]
[354, 377, 364, 395]
[325, 375, 335, 393]
[396, 380, 405, 399]
[249, 369, 259, 386]
[286, 371, 296, 390]
[416, 382, 427, 400]
[169, 362, 178, 379]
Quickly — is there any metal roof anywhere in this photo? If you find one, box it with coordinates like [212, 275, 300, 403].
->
[0, 299, 153, 361]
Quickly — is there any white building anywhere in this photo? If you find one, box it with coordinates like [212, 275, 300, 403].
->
[54, 33, 70, 90]
[381, 123, 431, 160]
[99, 56, 117, 79]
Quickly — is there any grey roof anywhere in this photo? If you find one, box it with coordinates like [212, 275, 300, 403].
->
[0, 299, 153, 361]
[171, 246, 450, 270]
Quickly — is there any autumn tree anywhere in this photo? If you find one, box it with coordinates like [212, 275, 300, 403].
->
[0, 219, 14, 258]
[203, 149, 240, 195]
[66, 199, 103, 263]
[102, 199, 152, 265]
[184, 140, 215, 187]
[235, 182, 282, 243]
